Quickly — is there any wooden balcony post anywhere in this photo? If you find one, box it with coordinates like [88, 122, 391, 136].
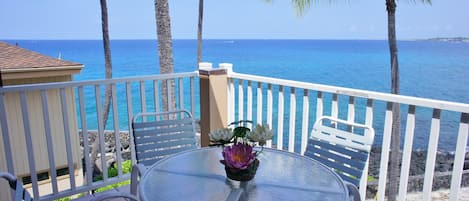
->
[199, 63, 229, 147]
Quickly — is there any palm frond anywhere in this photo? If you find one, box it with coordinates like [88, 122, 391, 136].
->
[423, 0, 432, 5]
[292, 0, 312, 16]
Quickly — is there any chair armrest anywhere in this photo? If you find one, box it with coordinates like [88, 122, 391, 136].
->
[0, 172, 18, 189]
[1, 172, 33, 200]
[345, 182, 361, 201]
[130, 164, 147, 196]
[90, 192, 140, 201]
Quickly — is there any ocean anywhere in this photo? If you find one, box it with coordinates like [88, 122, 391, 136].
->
[5, 39, 469, 150]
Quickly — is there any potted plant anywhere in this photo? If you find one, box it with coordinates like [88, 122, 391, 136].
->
[209, 120, 273, 181]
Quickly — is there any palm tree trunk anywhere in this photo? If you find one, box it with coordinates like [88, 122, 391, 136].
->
[100, 0, 113, 129]
[386, 0, 401, 200]
[0, 70, 3, 87]
[197, 0, 204, 65]
[89, 0, 113, 181]
[155, 0, 176, 112]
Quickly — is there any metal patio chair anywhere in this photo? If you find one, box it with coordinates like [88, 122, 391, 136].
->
[129, 109, 198, 195]
[1, 171, 140, 201]
[303, 116, 375, 201]
[0, 172, 34, 201]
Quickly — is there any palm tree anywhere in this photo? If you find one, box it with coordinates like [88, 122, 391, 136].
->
[89, 0, 113, 181]
[386, 1, 431, 200]
[100, 0, 113, 139]
[197, 0, 204, 65]
[386, 1, 401, 200]
[0, 70, 3, 87]
[154, 0, 176, 112]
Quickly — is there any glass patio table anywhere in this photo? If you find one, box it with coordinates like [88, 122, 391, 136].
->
[139, 147, 349, 201]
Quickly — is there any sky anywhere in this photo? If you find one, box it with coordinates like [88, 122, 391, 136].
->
[1, 0, 468, 40]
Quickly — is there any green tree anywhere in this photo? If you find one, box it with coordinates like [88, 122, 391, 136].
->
[154, 0, 176, 112]
[197, 0, 204, 65]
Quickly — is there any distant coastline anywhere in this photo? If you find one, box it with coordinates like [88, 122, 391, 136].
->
[5, 38, 469, 42]
[423, 37, 469, 43]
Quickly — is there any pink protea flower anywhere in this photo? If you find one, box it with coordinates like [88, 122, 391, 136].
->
[221, 143, 256, 170]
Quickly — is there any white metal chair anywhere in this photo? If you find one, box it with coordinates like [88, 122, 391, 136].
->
[130, 109, 197, 195]
[303, 116, 375, 201]
[0, 172, 34, 201]
[1, 171, 140, 201]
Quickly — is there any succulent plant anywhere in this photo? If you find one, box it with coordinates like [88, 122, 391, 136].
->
[209, 128, 234, 144]
[247, 124, 273, 146]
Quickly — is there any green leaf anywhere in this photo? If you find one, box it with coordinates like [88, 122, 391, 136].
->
[233, 126, 250, 138]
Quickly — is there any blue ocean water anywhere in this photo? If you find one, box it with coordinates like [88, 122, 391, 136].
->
[11, 39, 469, 103]
[6, 39, 469, 150]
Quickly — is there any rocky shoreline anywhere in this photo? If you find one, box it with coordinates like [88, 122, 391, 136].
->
[79, 130, 469, 198]
[366, 147, 469, 198]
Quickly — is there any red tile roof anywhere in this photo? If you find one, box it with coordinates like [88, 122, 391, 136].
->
[0, 41, 82, 70]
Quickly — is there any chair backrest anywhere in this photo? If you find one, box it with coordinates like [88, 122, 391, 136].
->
[0, 172, 34, 201]
[303, 116, 374, 200]
[131, 109, 197, 166]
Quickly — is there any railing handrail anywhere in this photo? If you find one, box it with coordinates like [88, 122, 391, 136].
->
[0, 71, 199, 92]
[229, 72, 469, 113]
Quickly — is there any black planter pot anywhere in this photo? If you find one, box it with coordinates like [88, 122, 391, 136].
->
[224, 158, 260, 182]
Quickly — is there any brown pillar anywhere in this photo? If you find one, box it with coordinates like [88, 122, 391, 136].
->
[199, 63, 228, 147]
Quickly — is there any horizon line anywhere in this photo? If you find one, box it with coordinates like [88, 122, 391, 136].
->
[1, 37, 457, 41]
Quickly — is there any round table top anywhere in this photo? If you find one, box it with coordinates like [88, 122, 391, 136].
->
[139, 147, 349, 201]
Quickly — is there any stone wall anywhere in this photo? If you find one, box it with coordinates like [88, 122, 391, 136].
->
[79, 130, 132, 175]
[366, 147, 469, 198]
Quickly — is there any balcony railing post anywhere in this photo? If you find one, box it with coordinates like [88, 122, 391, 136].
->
[198, 63, 229, 147]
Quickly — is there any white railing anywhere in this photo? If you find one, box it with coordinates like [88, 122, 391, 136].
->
[227, 71, 469, 201]
[0, 72, 198, 200]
